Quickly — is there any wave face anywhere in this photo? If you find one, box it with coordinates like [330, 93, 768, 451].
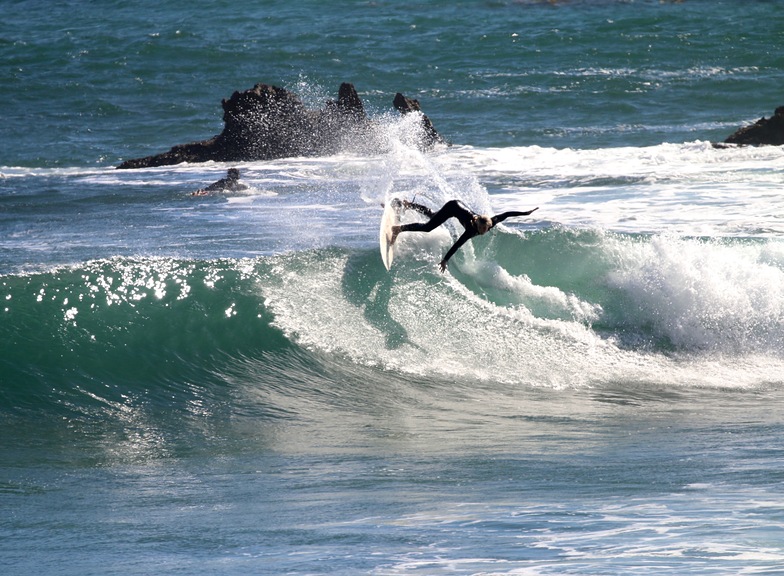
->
[4, 229, 783, 429]
[259, 230, 784, 388]
[1, 259, 284, 430]
[3, 137, 784, 467]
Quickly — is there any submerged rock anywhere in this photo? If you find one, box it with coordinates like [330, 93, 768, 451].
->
[722, 106, 784, 146]
[117, 82, 445, 169]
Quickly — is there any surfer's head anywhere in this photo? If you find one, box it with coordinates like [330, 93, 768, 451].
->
[473, 215, 493, 234]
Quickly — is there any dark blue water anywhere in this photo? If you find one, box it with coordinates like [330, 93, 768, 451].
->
[3, 0, 782, 168]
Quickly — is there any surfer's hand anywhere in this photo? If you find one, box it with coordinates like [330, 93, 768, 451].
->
[525, 207, 539, 215]
[439, 260, 447, 273]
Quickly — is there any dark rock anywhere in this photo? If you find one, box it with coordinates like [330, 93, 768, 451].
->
[218, 83, 318, 160]
[314, 82, 376, 153]
[117, 137, 220, 169]
[394, 93, 447, 148]
[723, 106, 784, 146]
[117, 83, 445, 169]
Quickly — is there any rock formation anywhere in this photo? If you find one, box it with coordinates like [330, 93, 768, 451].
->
[117, 83, 445, 169]
[393, 92, 445, 149]
[723, 106, 784, 146]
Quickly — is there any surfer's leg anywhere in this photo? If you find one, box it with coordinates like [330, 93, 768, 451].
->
[390, 225, 401, 245]
[392, 200, 466, 245]
[390, 198, 434, 218]
[400, 200, 461, 233]
[405, 201, 434, 218]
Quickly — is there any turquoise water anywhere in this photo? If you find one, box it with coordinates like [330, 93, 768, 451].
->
[3, 1, 784, 574]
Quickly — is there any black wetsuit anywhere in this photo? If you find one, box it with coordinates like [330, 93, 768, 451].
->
[397, 199, 537, 268]
[195, 169, 249, 195]
[203, 175, 247, 192]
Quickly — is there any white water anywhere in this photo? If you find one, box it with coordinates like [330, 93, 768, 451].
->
[4, 140, 784, 392]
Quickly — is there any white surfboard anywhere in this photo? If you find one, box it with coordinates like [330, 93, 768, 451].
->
[379, 201, 397, 271]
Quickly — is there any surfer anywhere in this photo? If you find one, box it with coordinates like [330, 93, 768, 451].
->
[192, 168, 249, 196]
[390, 199, 538, 272]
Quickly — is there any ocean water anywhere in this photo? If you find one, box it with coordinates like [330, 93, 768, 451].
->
[3, 1, 784, 574]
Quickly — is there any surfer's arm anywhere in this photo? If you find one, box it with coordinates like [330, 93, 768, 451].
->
[491, 207, 539, 227]
[440, 230, 476, 272]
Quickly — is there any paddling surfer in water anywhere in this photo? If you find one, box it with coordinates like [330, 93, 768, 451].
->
[389, 199, 538, 272]
[192, 168, 249, 196]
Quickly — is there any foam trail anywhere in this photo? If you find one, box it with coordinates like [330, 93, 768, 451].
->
[607, 234, 784, 353]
